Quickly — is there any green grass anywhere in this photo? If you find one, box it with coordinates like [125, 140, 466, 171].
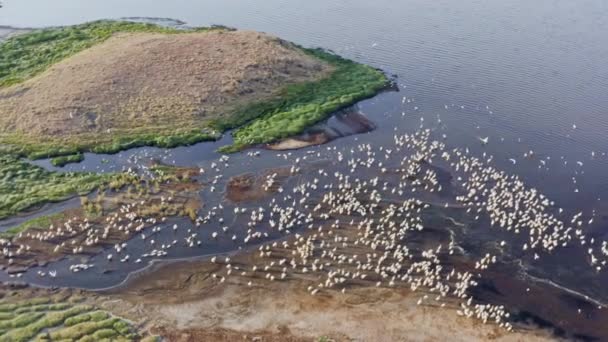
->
[0, 313, 13, 321]
[14, 303, 70, 314]
[0, 20, 223, 88]
[217, 48, 388, 152]
[0, 155, 110, 221]
[0, 128, 220, 162]
[64, 311, 109, 327]
[0, 313, 44, 330]
[0, 212, 66, 239]
[48, 317, 121, 340]
[50, 153, 84, 167]
[0, 298, 50, 312]
[0, 298, 153, 342]
[1, 306, 90, 342]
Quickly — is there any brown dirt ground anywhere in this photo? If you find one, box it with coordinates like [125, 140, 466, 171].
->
[0, 30, 332, 138]
[101, 259, 559, 342]
[225, 167, 291, 203]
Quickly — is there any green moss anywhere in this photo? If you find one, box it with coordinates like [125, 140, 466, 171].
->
[0, 155, 112, 221]
[0, 298, 50, 312]
[0, 299, 152, 342]
[0, 312, 14, 321]
[51, 153, 84, 167]
[0, 125, 219, 161]
[0, 306, 91, 342]
[141, 336, 161, 342]
[0, 20, 224, 88]
[14, 303, 69, 313]
[91, 328, 120, 339]
[48, 317, 119, 340]
[217, 48, 388, 152]
[0, 312, 44, 329]
[64, 311, 109, 327]
[0, 212, 66, 239]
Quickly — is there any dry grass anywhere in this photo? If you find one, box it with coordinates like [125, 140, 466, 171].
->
[0, 28, 331, 157]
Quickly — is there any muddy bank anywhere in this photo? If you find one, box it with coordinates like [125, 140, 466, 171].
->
[225, 167, 291, 203]
[103, 257, 556, 342]
[266, 110, 376, 150]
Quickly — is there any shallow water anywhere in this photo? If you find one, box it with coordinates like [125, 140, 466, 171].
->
[3, 0, 608, 338]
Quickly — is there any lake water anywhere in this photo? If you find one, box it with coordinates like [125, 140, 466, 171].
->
[3, 0, 608, 339]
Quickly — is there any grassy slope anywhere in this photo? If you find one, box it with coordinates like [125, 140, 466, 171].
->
[0, 20, 216, 87]
[0, 20, 388, 158]
[0, 20, 222, 159]
[217, 48, 388, 152]
[0, 21, 222, 219]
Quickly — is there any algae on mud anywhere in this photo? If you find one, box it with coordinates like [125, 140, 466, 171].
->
[0, 212, 66, 239]
[0, 297, 155, 342]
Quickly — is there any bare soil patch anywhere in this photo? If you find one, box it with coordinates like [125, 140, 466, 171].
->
[105, 258, 558, 342]
[225, 168, 292, 203]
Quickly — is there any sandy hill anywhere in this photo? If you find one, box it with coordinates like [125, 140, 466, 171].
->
[0, 30, 331, 138]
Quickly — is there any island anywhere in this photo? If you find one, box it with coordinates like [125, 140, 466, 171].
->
[0, 20, 388, 220]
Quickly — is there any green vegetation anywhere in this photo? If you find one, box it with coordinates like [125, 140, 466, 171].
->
[0, 212, 68, 239]
[0, 20, 221, 88]
[0, 114, 220, 162]
[0, 298, 152, 342]
[50, 153, 84, 167]
[64, 311, 109, 326]
[0, 155, 111, 221]
[217, 48, 388, 152]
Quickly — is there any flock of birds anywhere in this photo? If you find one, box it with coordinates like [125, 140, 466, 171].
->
[0, 110, 607, 332]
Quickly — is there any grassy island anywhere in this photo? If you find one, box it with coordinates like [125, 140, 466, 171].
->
[0, 20, 388, 159]
[217, 48, 387, 152]
[0, 20, 387, 218]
